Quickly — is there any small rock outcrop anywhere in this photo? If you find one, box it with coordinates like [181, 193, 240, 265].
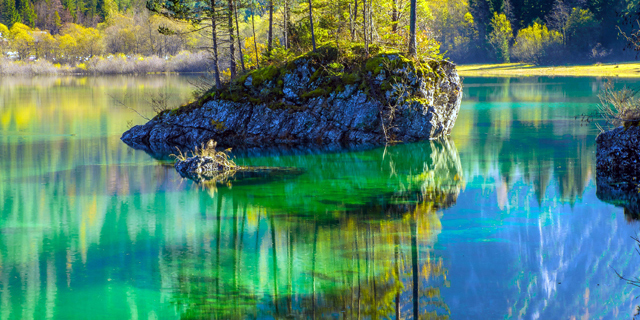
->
[122, 46, 463, 155]
[596, 126, 640, 183]
[175, 155, 232, 182]
[596, 125, 640, 219]
[173, 141, 304, 183]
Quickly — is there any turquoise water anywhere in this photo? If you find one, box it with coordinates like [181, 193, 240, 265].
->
[0, 75, 638, 319]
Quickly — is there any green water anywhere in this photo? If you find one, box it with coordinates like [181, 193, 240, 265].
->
[0, 75, 639, 319]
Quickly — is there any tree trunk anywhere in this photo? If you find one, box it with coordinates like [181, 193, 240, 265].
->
[251, 0, 260, 68]
[233, 0, 246, 72]
[283, 0, 289, 49]
[227, 0, 237, 79]
[392, 0, 398, 33]
[363, 0, 368, 54]
[308, 0, 317, 51]
[268, 0, 274, 51]
[210, 0, 222, 89]
[408, 0, 417, 56]
[352, 0, 358, 41]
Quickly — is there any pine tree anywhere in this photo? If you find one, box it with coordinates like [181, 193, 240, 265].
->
[22, 0, 37, 28]
[54, 11, 62, 32]
[3, 0, 21, 27]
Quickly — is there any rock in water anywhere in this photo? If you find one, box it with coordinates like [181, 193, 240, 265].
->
[174, 155, 229, 183]
[122, 48, 463, 155]
[596, 125, 640, 219]
[596, 126, 640, 183]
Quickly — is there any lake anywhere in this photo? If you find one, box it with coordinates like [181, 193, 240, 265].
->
[0, 75, 638, 319]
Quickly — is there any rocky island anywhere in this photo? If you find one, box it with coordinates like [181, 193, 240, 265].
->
[121, 46, 463, 156]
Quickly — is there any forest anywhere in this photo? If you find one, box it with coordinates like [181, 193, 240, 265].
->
[0, 0, 639, 74]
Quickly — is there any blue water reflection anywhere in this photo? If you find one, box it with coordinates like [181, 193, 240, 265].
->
[0, 75, 638, 319]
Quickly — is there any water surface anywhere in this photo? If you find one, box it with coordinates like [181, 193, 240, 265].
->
[0, 75, 639, 319]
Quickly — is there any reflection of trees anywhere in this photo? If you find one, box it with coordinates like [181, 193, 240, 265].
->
[167, 140, 462, 319]
[454, 76, 604, 207]
[168, 191, 455, 319]
[0, 135, 462, 318]
[0, 75, 194, 135]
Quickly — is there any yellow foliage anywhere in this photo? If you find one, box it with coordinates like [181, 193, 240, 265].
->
[60, 23, 103, 59]
[221, 68, 231, 81]
[9, 23, 35, 59]
[0, 23, 8, 38]
[511, 22, 562, 64]
[416, 31, 443, 60]
[243, 36, 267, 69]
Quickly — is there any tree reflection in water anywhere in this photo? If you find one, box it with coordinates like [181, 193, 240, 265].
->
[167, 139, 462, 319]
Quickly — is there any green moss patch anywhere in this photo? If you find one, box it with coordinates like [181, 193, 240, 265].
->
[168, 44, 442, 114]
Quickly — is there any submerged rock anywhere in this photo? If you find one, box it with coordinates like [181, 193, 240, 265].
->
[596, 176, 640, 221]
[596, 125, 640, 220]
[122, 47, 463, 155]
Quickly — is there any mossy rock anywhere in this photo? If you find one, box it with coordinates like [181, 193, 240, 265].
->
[181, 45, 441, 112]
[342, 73, 361, 84]
[301, 88, 327, 99]
[251, 65, 281, 87]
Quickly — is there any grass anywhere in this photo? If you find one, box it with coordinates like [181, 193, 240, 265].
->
[597, 82, 640, 131]
[457, 62, 640, 78]
[172, 140, 238, 171]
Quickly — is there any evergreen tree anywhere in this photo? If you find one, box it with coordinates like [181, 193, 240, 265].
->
[488, 12, 513, 62]
[22, 0, 37, 28]
[3, 0, 22, 27]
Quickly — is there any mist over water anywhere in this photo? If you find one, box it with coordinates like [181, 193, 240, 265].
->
[0, 75, 639, 319]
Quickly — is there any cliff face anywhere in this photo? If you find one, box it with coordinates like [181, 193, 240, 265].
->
[121, 49, 463, 155]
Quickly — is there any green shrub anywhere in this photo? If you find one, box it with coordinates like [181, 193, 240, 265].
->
[511, 22, 563, 64]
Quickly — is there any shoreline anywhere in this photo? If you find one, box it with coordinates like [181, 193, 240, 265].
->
[457, 62, 640, 78]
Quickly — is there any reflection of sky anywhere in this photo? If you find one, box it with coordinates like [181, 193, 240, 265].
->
[1, 76, 640, 319]
[442, 76, 640, 319]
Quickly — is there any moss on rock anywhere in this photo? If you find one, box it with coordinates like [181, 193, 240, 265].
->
[170, 44, 448, 114]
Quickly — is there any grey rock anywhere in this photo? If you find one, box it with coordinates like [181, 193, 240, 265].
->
[596, 125, 640, 219]
[121, 59, 463, 156]
[596, 126, 640, 183]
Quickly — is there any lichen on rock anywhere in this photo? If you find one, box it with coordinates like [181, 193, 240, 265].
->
[121, 45, 463, 155]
